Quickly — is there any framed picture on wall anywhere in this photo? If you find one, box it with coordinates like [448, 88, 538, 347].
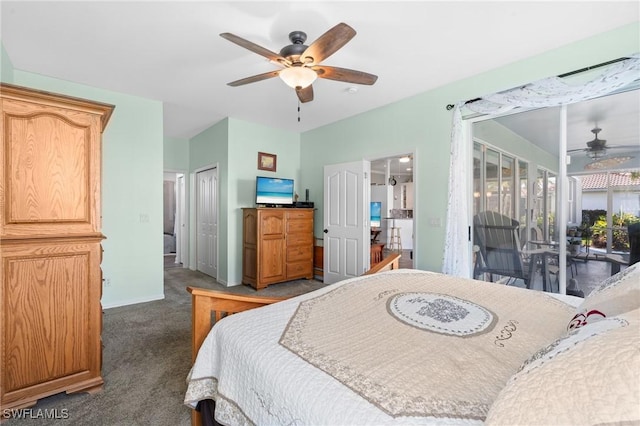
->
[258, 152, 277, 172]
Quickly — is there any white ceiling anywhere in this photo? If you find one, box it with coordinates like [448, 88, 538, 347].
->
[2, 1, 638, 141]
[493, 88, 640, 154]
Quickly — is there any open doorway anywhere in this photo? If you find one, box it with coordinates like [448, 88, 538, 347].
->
[163, 171, 187, 269]
[470, 87, 640, 295]
[370, 153, 416, 269]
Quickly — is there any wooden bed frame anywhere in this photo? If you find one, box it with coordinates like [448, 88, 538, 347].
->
[186, 252, 400, 425]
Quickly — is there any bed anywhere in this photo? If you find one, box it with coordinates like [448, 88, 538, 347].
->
[184, 255, 640, 425]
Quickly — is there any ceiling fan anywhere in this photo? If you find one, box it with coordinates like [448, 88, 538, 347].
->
[220, 23, 378, 103]
[568, 126, 637, 160]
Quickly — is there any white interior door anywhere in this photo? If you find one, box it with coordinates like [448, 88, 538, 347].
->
[323, 160, 370, 284]
[196, 168, 218, 278]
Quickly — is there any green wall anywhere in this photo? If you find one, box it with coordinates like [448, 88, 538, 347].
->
[189, 117, 300, 285]
[1, 41, 14, 82]
[164, 137, 190, 171]
[10, 70, 165, 308]
[300, 22, 639, 273]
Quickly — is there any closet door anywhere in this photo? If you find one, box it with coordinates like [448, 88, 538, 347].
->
[195, 167, 218, 278]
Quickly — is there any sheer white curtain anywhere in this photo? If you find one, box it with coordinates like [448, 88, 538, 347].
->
[442, 54, 640, 277]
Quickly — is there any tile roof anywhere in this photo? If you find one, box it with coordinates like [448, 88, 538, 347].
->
[580, 173, 640, 190]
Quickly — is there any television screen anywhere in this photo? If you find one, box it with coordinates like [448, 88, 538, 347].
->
[256, 176, 294, 205]
[371, 201, 382, 227]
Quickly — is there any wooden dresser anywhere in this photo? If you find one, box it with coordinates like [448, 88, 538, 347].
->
[0, 83, 113, 411]
[242, 208, 314, 289]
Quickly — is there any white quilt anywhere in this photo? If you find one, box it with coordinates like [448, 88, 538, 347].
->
[184, 269, 581, 425]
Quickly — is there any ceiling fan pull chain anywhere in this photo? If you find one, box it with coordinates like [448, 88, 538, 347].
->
[298, 100, 301, 122]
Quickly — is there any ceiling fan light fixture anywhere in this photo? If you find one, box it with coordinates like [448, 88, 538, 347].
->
[585, 156, 633, 170]
[587, 149, 607, 160]
[279, 66, 317, 89]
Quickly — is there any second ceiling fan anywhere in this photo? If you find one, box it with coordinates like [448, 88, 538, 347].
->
[220, 22, 378, 103]
[568, 126, 637, 160]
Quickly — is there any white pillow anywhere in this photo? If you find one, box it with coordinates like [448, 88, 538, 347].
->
[485, 308, 640, 425]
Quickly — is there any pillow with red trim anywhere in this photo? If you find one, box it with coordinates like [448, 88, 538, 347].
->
[568, 262, 640, 330]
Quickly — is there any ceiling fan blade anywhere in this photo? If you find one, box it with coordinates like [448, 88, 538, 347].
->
[227, 70, 281, 87]
[301, 23, 356, 64]
[220, 33, 289, 64]
[606, 144, 640, 150]
[313, 65, 378, 85]
[296, 85, 314, 103]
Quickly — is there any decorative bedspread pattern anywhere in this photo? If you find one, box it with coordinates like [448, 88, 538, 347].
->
[185, 270, 578, 425]
[279, 271, 575, 419]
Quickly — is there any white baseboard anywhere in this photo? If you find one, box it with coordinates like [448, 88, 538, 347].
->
[102, 293, 165, 309]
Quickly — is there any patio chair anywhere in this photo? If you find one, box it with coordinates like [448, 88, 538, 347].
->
[473, 211, 532, 288]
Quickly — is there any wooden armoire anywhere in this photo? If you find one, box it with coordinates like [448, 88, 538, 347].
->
[242, 208, 314, 289]
[0, 83, 114, 411]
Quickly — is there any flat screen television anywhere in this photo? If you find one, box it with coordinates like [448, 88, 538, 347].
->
[255, 176, 295, 206]
[370, 201, 382, 227]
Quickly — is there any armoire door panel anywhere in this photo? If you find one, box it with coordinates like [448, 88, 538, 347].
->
[1, 241, 102, 394]
[259, 211, 285, 237]
[259, 238, 285, 282]
[0, 92, 107, 238]
[7, 114, 91, 222]
[5, 253, 90, 390]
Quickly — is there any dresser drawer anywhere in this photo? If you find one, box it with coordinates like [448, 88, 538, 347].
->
[287, 218, 313, 234]
[286, 261, 312, 279]
[286, 210, 313, 220]
[286, 233, 313, 246]
[287, 245, 312, 262]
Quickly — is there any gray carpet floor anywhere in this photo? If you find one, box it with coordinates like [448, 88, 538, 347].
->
[3, 267, 324, 425]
